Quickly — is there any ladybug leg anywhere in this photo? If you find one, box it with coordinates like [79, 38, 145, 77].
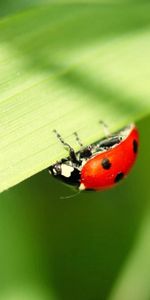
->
[99, 120, 110, 137]
[73, 132, 83, 147]
[98, 121, 122, 149]
[98, 136, 122, 148]
[79, 146, 93, 159]
[53, 129, 79, 164]
[73, 131, 93, 160]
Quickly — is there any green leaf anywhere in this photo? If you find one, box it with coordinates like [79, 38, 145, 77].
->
[0, 2, 150, 192]
[108, 211, 150, 300]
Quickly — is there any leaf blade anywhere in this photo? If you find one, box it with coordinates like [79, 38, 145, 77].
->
[0, 3, 150, 192]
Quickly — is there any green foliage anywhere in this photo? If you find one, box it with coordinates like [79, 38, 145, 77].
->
[0, 116, 150, 300]
[0, 2, 150, 192]
[0, 1, 150, 300]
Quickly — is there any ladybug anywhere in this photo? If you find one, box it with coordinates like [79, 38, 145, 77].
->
[49, 123, 139, 191]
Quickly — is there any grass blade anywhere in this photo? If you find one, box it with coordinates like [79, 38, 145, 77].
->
[0, 3, 150, 192]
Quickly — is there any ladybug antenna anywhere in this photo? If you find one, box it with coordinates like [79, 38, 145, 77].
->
[99, 120, 110, 137]
[73, 132, 83, 147]
[60, 190, 81, 200]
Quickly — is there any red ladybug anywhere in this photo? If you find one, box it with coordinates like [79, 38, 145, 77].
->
[49, 123, 139, 191]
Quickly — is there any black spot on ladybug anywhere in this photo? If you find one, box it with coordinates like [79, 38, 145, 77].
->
[101, 158, 111, 170]
[114, 172, 124, 183]
[133, 139, 138, 154]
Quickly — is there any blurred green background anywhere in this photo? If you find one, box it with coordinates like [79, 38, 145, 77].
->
[1, 0, 150, 299]
[0, 116, 149, 300]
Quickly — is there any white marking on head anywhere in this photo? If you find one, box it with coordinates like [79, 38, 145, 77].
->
[61, 164, 74, 178]
[79, 183, 86, 190]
